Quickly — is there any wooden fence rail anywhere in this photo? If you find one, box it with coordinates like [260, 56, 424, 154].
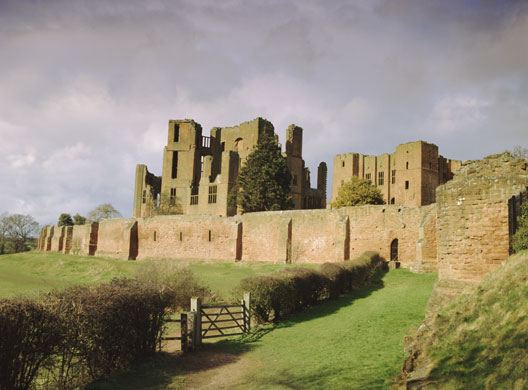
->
[162, 292, 251, 352]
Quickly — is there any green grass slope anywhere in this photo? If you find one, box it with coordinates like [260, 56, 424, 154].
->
[425, 251, 528, 390]
[214, 269, 437, 390]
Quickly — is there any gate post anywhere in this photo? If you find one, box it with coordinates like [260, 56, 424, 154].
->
[180, 312, 188, 352]
[191, 297, 202, 346]
[243, 292, 251, 333]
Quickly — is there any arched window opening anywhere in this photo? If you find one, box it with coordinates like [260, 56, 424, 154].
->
[390, 239, 398, 261]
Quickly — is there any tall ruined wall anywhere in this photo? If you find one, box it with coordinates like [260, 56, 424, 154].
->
[437, 153, 528, 282]
[70, 223, 98, 256]
[95, 219, 136, 260]
[136, 215, 240, 261]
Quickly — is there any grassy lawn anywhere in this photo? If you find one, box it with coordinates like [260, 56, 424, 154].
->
[0, 252, 313, 299]
[90, 269, 436, 390]
[1, 252, 436, 389]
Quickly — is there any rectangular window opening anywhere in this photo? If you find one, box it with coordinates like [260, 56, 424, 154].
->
[153, 231, 157, 241]
[173, 124, 179, 142]
[378, 172, 384, 186]
[170, 188, 177, 206]
[208, 185, 217, 204]
[142, 190, 146, 204]
[200, 156, 204, 177]
[391, 170, 396, 184]
[208, 230, 212, 242]
[405, 180, 409, 190]
[171, 151, 178, 179]
[179, 232, 182, 241]
[365, 173, 371, 181]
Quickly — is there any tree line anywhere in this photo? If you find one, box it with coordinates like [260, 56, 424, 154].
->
[0, 204, 122, 255]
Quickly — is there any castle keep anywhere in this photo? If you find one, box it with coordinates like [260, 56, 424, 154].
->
[133, 118, 327, 218]
[332, 141, 461, 207]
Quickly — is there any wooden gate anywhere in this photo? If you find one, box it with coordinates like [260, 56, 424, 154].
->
[162, 293, 251, 352]
[192, 292, 251, 345]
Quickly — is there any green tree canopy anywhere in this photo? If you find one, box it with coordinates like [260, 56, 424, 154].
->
[0, 213, 39, 253]
[73, 214, 87, 225]
[512, 202, 528, 253]
[87, 204, 122, 222]
[58, 213, 74, 226]
[232, 135, 293, 213]
[332, 177, 384, 208]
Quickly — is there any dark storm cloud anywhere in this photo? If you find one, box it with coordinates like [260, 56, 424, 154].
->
[0, 0, 527, 224]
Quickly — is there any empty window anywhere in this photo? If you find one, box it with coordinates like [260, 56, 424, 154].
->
[208, 185, 217, 204]
[366, 173, 371, 181]
[405, 180, 409, 189]
[179, 232, 182, 241]
[170, 188, 177, 205]
[392, 170, 396, 184]
[153, 231, 157, 241]
[221, 142, 225, 151]
[406, 162, 409, 170]
[174, 124, 179, 142]
[200, 156, 204, 177]
[171, 151, 178, 179]
[378, 172, 384, 185]
[391, 197, 395, 204]
[208, 230, 212, 242]
[342, 161, 345, 167]
[142, 190, 146, 204]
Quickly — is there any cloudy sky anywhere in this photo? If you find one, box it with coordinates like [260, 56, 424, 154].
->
[1, 0, 527, 225]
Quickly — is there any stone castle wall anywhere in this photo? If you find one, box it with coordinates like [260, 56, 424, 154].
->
[39, 153, 528, 283]
[41, 204, 437, 267]
[436, 153, 528, 282]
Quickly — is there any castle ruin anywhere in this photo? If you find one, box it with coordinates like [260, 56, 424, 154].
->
[133, 118, 327, 218]
[332, 141, 461, 207]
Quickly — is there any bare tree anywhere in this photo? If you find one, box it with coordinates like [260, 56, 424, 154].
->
[2, 213, 39, 253]
[87, 203, 122, 222]
[508, 145, 528, 158]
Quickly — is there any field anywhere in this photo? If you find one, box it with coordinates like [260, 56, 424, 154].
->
[0, 252, 437, 389]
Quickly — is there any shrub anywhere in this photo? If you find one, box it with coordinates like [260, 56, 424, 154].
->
[44, 279, 171, 387]
[235, 274, 297, 323]
[0, 298, 62, 390]
[280, 268, 329, 308]
[135, 260, 214, 310]
[512, 202, 528, 253]
[319, 263, 349, 298]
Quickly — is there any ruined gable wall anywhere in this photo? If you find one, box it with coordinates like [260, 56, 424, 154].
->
[136, 215, 240, 261]
[50, 226, 65, 252]
[437, 153, 528, 282]
[95, 219, 136, 260]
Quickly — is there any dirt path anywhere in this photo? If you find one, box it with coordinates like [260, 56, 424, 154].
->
[178, 349, 259, 390]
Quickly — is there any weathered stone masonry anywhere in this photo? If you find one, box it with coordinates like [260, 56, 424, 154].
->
[40, 204, 436, 267]
[39, 153, 528, 283]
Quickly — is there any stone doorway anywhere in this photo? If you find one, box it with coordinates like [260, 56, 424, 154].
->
[390, 238, 398, 261]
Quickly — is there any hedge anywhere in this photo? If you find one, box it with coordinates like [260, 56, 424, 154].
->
[234, 251, 385, 323]
[0, 278, 184, 390]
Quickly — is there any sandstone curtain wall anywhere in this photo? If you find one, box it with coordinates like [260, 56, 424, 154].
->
[436, 154, 528, 282]
[136, 215, 240, 261]
[39, 205, 437, 267]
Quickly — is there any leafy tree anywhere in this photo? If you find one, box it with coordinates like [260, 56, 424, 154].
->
[1, 213, 39, 253]
[332, 177, 384, 208]
[73, 213, 87, 225]
[87, 204, 122, 222]
[512, 202, 528, 253]
[232, 135, 293, 213]
[58, 213, 74, 227]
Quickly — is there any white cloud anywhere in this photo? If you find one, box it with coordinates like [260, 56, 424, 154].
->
[427, 95, 490, 135]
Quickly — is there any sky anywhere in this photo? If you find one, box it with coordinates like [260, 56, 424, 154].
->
[1, 0, 527, 225]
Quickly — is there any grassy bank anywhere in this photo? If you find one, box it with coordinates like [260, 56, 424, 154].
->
[90, 269, 437, 390]
[0, 252, 313, 299]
